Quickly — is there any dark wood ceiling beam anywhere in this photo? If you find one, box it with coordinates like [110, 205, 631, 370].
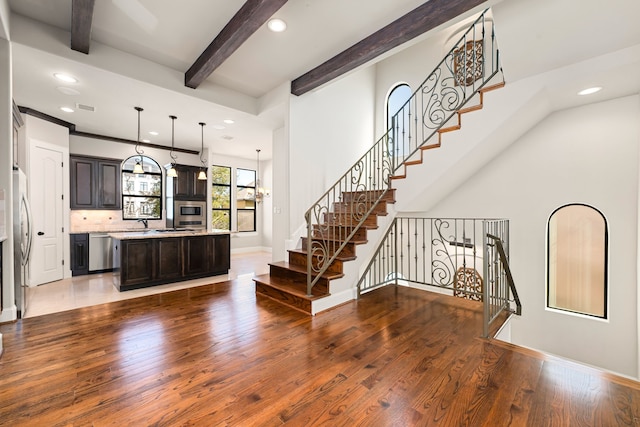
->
[291, 0, 485, 96]
[71, 0, 95, 54]
[185, 0, 288, 89]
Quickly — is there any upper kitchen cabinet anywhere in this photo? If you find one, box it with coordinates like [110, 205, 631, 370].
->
[70, 155, 122, 210]
[173, 165, 206, 200]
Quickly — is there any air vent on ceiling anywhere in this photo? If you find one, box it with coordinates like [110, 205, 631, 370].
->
[221, 135, 234, 140]
[75, 103, 95, 112]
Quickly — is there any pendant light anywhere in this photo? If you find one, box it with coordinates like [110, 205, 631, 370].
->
[255, 149, 270, 203]
[167, 115, 178, 178]
[197, 122, 207, 180]
[133, 107, 145, 174]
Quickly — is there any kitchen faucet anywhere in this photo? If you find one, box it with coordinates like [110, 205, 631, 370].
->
[138, 218, 149, 229]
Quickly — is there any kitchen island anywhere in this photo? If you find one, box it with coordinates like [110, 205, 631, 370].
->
[109, 230, 230, 291]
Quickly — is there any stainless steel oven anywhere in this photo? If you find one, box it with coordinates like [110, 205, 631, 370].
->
[173, 201, 206, 229]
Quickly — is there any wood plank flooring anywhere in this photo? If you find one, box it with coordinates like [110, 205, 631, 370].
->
[1, 279, 640, 426]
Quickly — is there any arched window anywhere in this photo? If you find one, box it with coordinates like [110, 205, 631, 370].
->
[547, 204, 608, 318]
[121, 155, 162, 220]
[386, 83, 412, 158]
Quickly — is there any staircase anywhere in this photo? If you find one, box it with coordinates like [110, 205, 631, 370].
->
[254, 9, 504, 315]
[390, 81, 505, 180]
[254, 189, 396, 314]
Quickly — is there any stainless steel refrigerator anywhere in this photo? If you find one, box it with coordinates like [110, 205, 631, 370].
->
[13, 168, 33, 318]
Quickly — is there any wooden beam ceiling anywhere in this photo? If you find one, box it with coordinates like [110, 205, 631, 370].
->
[185, 0, 288, 89]
[291, 0, 486, 96]
[70, 0, 95, 54]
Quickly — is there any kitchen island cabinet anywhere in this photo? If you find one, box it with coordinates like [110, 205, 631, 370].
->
[110, 231, 230, 291]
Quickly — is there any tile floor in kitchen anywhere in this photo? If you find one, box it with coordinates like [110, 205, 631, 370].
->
[24, 251, 272, 318]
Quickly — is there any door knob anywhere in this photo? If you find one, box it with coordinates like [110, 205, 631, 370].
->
[37, 231, 44, 236]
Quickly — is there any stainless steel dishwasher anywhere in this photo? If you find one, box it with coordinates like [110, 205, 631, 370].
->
[89, 233, 113, 272]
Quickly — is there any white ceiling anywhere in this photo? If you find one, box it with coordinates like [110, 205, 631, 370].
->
[7, 0, 640, 161]
[7, 0, 442, 159]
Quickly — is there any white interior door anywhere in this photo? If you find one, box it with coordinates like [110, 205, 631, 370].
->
[29, 142, 64, 286]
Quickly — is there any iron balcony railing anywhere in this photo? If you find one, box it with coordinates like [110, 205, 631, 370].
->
[357, 218, 521, 337]
[304, 9, 503, 296]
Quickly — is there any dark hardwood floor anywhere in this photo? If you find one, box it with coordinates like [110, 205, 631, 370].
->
[1, 279, 639, 426]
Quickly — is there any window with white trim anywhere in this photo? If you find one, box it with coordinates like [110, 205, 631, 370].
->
[547, 204, 608, 318]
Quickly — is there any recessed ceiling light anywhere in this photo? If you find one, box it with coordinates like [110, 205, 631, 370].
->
[578, 86, 602, 96]
[149, 131, 159, 136]
[213, 125, 226, 130]
[60, 106, 74, 113]
[54, 73, 78, 83]
[141, 139, 151, 143]
[267, 18, 287, 32]
[57, 86, 80, 95]
[223, 119, 235, 124]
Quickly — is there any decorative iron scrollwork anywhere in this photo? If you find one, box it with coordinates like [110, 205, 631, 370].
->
[453, 40, 484, 87]
[431, 219, 456, 287]
[454, 267, 483, 301]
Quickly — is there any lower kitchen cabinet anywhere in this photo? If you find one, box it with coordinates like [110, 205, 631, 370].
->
[113, 233, 230, 291]
[157, 238, 183, 280]
[120, 239, 154, 287]
[70, 233, 89, 276]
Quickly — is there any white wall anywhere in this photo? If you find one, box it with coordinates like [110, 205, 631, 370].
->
[271, 125, 289, 260]
[421, 95, 640, 378]
[373, 26, 450, 138]
[288, 66, 377, 239]
[0, 0, 8, 41]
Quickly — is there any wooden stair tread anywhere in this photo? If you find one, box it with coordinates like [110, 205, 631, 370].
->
[254, 274, 329, 300]
[480, 81, 505, 93]
[288, 248, 357, 262]
[421, 142, 441, 151]
[270, 261, 344, 281]
[404, 159, 423, 166]
[458, 103, 483, 115]
[308, 235, 367, 245]
[438, 124, 461, 133]
[319, 221, 378, 230]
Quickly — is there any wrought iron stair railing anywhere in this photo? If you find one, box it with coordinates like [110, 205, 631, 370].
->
[357, 217, 521, 337]
[304, 9, 503, 296]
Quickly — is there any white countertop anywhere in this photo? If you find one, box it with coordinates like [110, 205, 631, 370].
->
[109, 229, 230, 240]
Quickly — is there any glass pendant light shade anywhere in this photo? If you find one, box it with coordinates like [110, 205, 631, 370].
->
[133, 160, 144, 174]
[167, 166, 178, 178]
[197, 122, 207, 180]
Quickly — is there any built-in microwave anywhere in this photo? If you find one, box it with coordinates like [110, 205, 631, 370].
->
[173, 201, 206, 229]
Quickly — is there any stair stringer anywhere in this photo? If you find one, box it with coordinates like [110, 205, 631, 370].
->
[310, 203, 398, 314]
[392, 76, 552, 213]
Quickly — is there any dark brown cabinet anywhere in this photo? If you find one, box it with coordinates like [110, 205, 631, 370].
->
[70, 233, 89, 276]
[173, 165, 206, 200]
[113, 233, 230, 291]
[70, 155, 122, 209]
[120, 239, 153, 287]
[157, 238, 182, 280]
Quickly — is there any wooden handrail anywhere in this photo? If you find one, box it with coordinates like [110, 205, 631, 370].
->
[486, 233, 521, 315]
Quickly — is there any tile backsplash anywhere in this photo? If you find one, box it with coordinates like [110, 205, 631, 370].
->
[70, 210, 166, 233]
